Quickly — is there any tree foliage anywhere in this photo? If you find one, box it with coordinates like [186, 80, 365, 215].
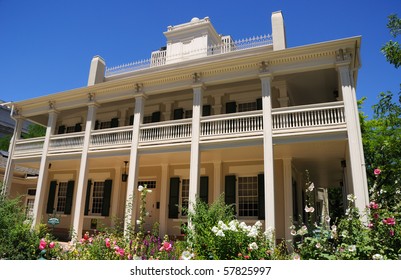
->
[0, 123, 45, 152]
[381, 14, 401, 68]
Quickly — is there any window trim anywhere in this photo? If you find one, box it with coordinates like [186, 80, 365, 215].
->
[237, 175, 259, 219]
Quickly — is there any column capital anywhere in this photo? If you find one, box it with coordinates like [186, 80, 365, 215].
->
[192, 82, 206, 91]
[134, 92, 148, 100]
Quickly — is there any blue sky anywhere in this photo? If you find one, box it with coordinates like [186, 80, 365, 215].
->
[0, 0, 400, 117]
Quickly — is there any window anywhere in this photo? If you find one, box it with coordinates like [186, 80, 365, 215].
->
[91, 181, 105, 215]
[25, 189, 36, 219]
[55, 182, 68, 213]
[181, 179, 190, 216]
[138, 180, 157, 189]
[100, 121, 112, 129]
[85, 179, 112, 216]
[238, 102, 257, 112]
[143, 116, 153, 124]
[66, 126, 76, 133]
[184, 110, 193, 119]
[238, 176, 258, 217]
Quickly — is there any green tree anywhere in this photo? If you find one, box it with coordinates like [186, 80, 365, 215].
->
[381, 14, 401, 68]
[361, 14, 401, 210]
[0, 124, 45, 152]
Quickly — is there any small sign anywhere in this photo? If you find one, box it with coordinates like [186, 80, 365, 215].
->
[48, 217, 60, 225]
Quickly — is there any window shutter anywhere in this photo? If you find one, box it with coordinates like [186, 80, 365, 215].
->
[224, 175, 236, 209]
[74, 123, 82, 132]
[258, 173, 265, 220]
[256, 98, 262, 110]
[168, 177, 180, 219]
[102, 179, 113, 216]
[129, 115, 134, 125]
[84, 180, 92, 216]
[64, 180, 75, 215]
[46, 181, 57, 214]
[200, 176, 209, 203]
[202, 105, 211, 116]
[173, 108, 184, 120]
[225, 101, 237, 114]
[111, 118, 119, 128]
[151, 111, 161, 122]
[57, 125, 66, 134]
[95, 120, 100, 130]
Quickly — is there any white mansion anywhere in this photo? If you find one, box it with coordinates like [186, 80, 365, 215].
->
[1, 11, 369, 241]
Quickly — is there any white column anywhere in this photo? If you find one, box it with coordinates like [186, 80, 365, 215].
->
[159, 163, 169, 235]
[188, 84, 204, 212]
[283, 158, 293, 241]
[337, 63, 369, 211]
[72, 101, 98, 240]
[1, 115, 23, 197]
[260, 73, 275, 232]
[31, 109, 58, 228]
[213, 161, 222, 202]
[124, 94, 146, 235]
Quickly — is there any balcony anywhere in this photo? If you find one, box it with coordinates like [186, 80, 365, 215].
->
[12, 102, 346, 158]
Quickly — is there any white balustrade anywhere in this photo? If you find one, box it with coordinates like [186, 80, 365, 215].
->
[201, 111, 263, 139]
[14, 137, 45, 156]
[105, 34, 272, 77]
[49, 132, 84, 151]
[272, 101, 345, 130]
[139, 119, 192, 145]
[90, 126, 133, 148]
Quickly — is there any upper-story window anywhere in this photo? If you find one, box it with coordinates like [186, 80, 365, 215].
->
[238, 102, 257, 112]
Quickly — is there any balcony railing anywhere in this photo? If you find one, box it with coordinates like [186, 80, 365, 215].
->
[12, 102, 346, 157]
[105, 34, 272, 77]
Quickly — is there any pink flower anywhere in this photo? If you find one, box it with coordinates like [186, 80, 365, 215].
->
[383, 217, 396, 226]
[39, 239, 47, 250]
[115, 246, 125, 257]
[49, 242, 55, 249]
[105, 238, 111, 248]
[244, 255, 250, 259]
[390, 229, 395, 236]
[368, 222, 374, 229]
[159, 241, 172, 252]
[373, 213, 379, 219]
[83, 232, 89, 240]
[374, 168, 381, 176]
[369, 201, 379, 209]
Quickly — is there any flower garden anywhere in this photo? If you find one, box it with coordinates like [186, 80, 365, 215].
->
[0, 168, 400, 260]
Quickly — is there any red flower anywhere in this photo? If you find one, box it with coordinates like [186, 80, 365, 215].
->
[383, 217, 396, 226]
[39, 239, 47, 250]
[83, 232, 89, 240]
[369, 201, 379, 209]
[374, 168, 381, 176]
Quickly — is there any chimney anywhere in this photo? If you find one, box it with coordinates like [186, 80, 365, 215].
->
[87, 55, 106, 86]
[271, 11, 286, 51]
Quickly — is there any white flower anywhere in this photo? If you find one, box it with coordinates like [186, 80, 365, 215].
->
[304, 205, 315, 213]
[347, 194, 356, 202]
[331, 225, 337, 232]
[348, 245, 356, 252]
[248, 242, 258, 250]
[239, 222, 248, 230]
[308, 183, 315, 192]
[247, 226, 258, 238]
[264, 227, 274, 240]
[218, 220, 229, 231]
[290, 229, 297, 236]
[325, 216, 331, 222]
[228, 220, 238, 228]
[145, 211, 150, 216]
[138, 185, 144, 192]
[181, 251, 194, 260]
[315, 243, 321, 249]
[216, 230, 225, 237]
[297, 225, 308, 236]
[372, 254, 383, 260]
[341, 230, 348, 238]
[229, 224, 238, 232]
[147, 189, 152, 193]
[136, 220, 141, 225]
[211, 226, 219, 233]
[254, 220, 263, 228]
[293, 254, 301, 260]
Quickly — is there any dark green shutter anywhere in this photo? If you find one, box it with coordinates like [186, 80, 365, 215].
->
[102, 179, 113, 216]
[168, 177, 180, 219]
[151, 111, 161, 122]
[74, 123, 82, 132]
[225, 175, 236, 208]
[226, 101, 237, 114]
[258, 174, 265, 219]
[84, 180, 92, 215]
[173, 108, 184, 120]
[256, 98, 262, 110]
[111, 118, 119, 128]
[64, 180, 75, 215]
[129, 115, 134, 125]
[202, 105, 211, 116]
[57, 125, 66, 134]
[46, 181, 57, 214]
[200, 176, 209, 203]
